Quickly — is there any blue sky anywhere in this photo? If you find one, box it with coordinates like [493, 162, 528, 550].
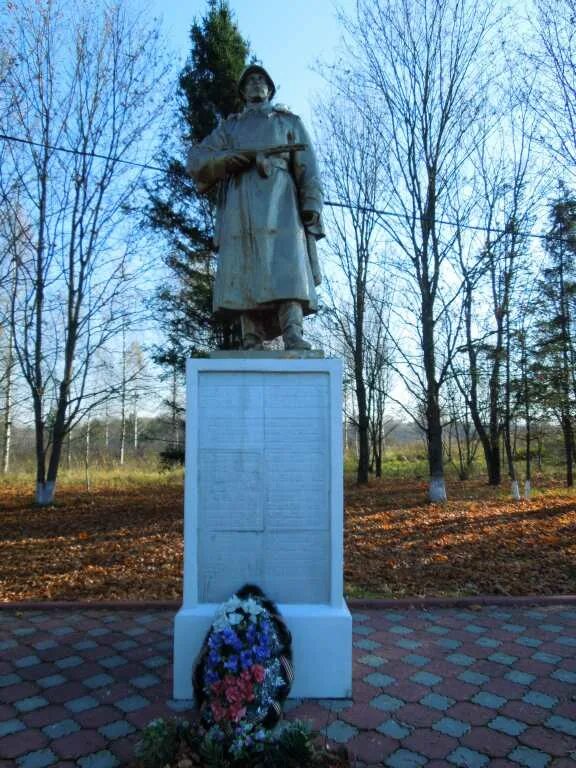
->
[149, 0, 354, 124]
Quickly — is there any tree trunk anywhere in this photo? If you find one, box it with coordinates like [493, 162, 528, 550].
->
[36, 481, 56, 505]
[133, 397, 139, 452]
[84, 417, 91, 491]
[119, 326, 127, 466]
[33, 393, 49, 504]
[171, 367, 180, 448]
[66, 429, 72, 470]
[355, 293, 369, 485]
[105, 403, 110, 452]
[2, 337, 14, 475]
[460, 276, 500, 486]
[562, 413, 574, 487]
[119, 403, 126, 465]
[487, 351, 502, 486]
[422, 296, 446, 502]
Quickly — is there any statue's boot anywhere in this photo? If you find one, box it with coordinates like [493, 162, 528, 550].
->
[241, 314, 264, 350]
[279, 301, 312, 350]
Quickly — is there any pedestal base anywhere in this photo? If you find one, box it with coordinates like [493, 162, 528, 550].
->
[173, 601, 353, 700]
[173, 358, 351, 701]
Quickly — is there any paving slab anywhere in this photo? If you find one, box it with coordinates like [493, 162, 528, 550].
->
[0, 604, 575, 766]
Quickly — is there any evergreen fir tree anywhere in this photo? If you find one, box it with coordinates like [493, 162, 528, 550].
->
[533, 189, 576, 485]
[147, 0, 251, 367]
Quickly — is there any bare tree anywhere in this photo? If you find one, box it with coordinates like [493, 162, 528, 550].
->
[532, 0, 576, 176]
[0, 198, 30, 474]
[0, 252, 16, 474]
[0, 0, 169, 503]
[336, 0, 497, 500]
[452, 90, 540, 495]
[317, 94, 388, 484]
[364, 288, 395, 477]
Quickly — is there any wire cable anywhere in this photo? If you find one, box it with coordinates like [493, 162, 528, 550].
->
[0, 130, 561, 242]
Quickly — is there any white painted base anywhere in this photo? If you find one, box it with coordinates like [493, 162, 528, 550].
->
[174, 358, 351, 701]
[173, 601, 353, 700]
[511, 480, 521, 500]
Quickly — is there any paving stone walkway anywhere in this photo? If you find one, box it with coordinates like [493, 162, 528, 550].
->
[1, 604, 575, 767]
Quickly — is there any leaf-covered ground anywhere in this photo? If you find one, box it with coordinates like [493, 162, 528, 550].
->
[1, 475, 575, 602]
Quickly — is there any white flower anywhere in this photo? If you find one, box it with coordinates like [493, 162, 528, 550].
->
[243, 597, 264, 617]
[228, 611, 243, 625]
[212, 615, 228, 631]
[224, 596, 242, 613]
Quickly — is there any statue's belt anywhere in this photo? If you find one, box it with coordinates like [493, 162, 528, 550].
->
[227, 154, 291, 179]
[254, 155, 290, 175]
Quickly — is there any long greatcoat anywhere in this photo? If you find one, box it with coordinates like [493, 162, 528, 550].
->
[186, 103, 324, 327]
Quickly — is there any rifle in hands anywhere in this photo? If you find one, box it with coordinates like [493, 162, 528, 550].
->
[197, 143, 308, 192]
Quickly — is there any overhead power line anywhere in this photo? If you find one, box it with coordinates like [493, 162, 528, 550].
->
[0, 132, 165, 173]
[0, 131, 561, 243]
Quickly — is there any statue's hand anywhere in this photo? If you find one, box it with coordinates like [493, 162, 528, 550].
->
[224, 151, 251, 175]
[302, 210, 320, 227]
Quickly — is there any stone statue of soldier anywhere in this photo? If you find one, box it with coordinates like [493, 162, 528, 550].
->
[186, 65, 324, 350]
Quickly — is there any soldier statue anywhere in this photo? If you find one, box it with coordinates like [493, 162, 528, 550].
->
[186, 65, 324, 350]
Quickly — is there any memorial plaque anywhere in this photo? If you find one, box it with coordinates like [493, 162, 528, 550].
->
[264, 531, 330, 603]
[199, 531, 263, 602]
[198, 373, 264, 418]
[196, 368, 332, 604]
[199, 450, 263, 531]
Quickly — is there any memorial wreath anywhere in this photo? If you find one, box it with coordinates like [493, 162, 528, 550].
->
[193, 583, 294, 755]
[134, 585, 349, 767]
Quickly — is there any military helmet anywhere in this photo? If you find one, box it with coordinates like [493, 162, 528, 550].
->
[238, 64, 276, 101]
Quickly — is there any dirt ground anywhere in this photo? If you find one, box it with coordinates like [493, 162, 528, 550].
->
[1, 475, 575, 601]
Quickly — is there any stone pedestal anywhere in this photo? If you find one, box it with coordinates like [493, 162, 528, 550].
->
[173, 357, 352, 699]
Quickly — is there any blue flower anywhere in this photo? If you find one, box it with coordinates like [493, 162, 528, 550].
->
[223, 628, 243, 651]
[224, 654, 239, 672]
[208, 650, 220, 666]
[256, 632, 271, 652]
[205, 668, 219, 685]
[254, 644, 269, 662]
[208, 633, 222, 650]
[240, 650, 253, 669]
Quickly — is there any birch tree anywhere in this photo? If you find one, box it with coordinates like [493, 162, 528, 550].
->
[0, 0, 169, 503]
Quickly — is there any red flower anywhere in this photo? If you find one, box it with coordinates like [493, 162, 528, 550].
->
[251, 664, 265, 683]
[211, 700, 226, 722]
[225, 683, 242, 704]
[229, 704, 247, 722]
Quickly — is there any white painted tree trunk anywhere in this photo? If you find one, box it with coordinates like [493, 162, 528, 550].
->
[119, 326, 126, 465]
[36, 481, 56, 506]
[524, 480, 531, 499]
[511, 480, 521, 500]
[119, 411, 126, 466]
[133, 398, 138, 452]
[429, 475, 447, 502]
[2, 357, 13, 475]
